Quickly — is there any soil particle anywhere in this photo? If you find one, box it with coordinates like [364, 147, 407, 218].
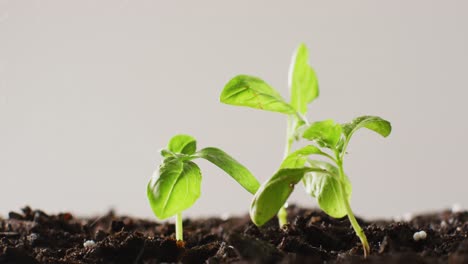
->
[1, 205, 467, 263]
[227, 232, 283, 263]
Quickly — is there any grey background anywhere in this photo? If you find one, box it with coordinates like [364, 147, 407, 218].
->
[1, 0, 467, 220]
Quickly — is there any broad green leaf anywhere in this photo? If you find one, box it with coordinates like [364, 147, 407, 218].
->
[280, 145, 330, 169]
[220, 75, 295, 114]
[342, 116, 392, 139]
[250, 167, 324, 226]
[303, 160, 352, 218]
[167, 134, 197, 155]
[288, 43, 319, 114]
[197, 147, 260, 194]
[303, 120, 343, 149]
[147, 158, 202, 219]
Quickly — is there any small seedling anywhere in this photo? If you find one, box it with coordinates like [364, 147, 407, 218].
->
[147, 134, 260, 241]
[221, 43, 391, 257]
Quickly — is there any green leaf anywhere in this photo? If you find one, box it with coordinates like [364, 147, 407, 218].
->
[289, 43, 319, 114]
[340, 116, 392, 152]
[220, 75, 295, 114]
[167, 134, 197, 155]
[160, 149, 174, 158]
[250, 167, 323, 226]
[303, 160, 352, 218]
[303, 119, 343, 149]
[280, 145, 331, 169]
[197, 147, 260, 194]
[147, 158, 202, 219]
[342, 116, 391, 139]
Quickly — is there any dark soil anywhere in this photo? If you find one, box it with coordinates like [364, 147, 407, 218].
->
[1, 206, 468, 263]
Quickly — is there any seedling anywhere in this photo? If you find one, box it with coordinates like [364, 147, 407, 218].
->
[147, 134, 260, 241]
[220, 43, 318, 226]
[221, 44, 391, 256]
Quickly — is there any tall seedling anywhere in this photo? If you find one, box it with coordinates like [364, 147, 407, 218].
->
[221, 44, 391, 256]
[220, 44, 318, 226]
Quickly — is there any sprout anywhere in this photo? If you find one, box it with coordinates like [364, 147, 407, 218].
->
[221, 43, 392, 257]
[147, 134, 260, 241]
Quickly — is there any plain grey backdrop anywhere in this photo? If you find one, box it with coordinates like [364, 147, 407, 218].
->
[1, 0, 467, 220]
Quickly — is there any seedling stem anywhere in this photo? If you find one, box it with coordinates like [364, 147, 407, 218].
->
[175, 212, 183, 241]
[277, 207, 288, 227]
[336, 158, 370, 257]
[277, 115, 297, 226]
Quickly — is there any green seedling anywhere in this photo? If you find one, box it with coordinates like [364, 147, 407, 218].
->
[147, 134, 260, 241]
[221, 44, 391, 257]
[221, 43, 318, 226]
[251, 117, 391, 257]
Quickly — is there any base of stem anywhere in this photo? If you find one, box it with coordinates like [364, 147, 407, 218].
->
[175, 212, 183, 241]
[277, 206, 288, 227]
[344, 199, 370, 257]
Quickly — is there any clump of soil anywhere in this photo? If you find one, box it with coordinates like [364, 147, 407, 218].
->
[1, 205, 468, 263]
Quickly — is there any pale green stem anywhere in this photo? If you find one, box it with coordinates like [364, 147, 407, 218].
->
[283, 115, 295, 157]
[175, 212, 183, 241]
[277, 115, 295, 227]
[337, 159, 370, 257]
[277, 113, 310, 227]
[277, 206, 288, 227]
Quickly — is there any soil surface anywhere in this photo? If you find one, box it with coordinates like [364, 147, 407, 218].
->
[1, 206, 468, 263]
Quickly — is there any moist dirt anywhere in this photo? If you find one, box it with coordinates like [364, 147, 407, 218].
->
[1, 206, 468, 263]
